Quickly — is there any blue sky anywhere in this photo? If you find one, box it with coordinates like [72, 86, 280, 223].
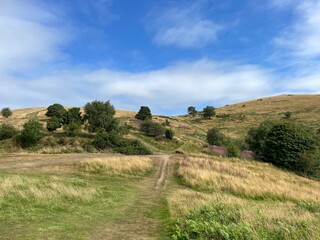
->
[1, 0, 320, 115]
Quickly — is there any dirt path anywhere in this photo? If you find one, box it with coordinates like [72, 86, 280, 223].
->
[155, 155, 169, 189]
[91, 155, 172, 240]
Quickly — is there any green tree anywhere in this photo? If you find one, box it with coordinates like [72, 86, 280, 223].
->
[0, 124, 18, 140]
[46, 117, 62, 132]
[140, 120, 165, 137]
[203, 106, 216, 119]
[63, 122, 82, 137]
[246, 120, 276, 156]
[45, 103, 67, 119]
[187, 106, 197, 117]
[206, 128, 226, 146]
[165, 129, 174, 140]
[1, 108, 12, 118]
[263, 122, 317, 170]
[84, 100, 117, 132]
[20, 119, 44, 148]
[135, 106, 152, 120]
[63, 107, 83, 125]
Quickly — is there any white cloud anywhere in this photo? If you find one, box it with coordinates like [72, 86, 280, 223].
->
[0, 0, 70, 72]
[274, 0, 320, 58]
[0, 60, 274, 114]
[149, 1, 223, 48]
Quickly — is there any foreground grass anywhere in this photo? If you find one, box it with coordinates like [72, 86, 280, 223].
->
[79, 156, 154, 175]
[169, 156, 320, 239]
[0, 156, 169, 240]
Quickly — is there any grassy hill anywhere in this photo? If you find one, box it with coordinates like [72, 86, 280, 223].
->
[0, 94, 320, 239]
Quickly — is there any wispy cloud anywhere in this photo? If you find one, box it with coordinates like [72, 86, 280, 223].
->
[0, 0, 71, 73]
[149, 1, 223, 48]
[0, 60, 275, 114]
[274, 0, 320, 58]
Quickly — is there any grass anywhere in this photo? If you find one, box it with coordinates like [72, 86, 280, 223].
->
[177, 156, 320, 202]
[79, 156, 154, 175]
[168, 155, 320, 239]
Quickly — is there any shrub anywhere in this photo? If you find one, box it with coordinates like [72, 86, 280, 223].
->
[0, 124, 18, 140]
[202, 106, 216, 119]
[140, 120, 165, 138]
[45, 103, 67, 119]
[284, 111, 292, 119]
[63, 107, 83, 125]
[46, 117, 62, 132]
[246, 120, 276, 156]
[92, 131, 151, 155]
[135, 106, 152, 120]
[172, 203, 253, 240]
[1, 108, 12, 118]
[19, 119, 44, 148]
[63, 122, 82, 136]
[227, 144, 241, 158]
[165, 129, 174, 140]
[263, 122, 317, 170]
[206, 128, 226, 146]
[187, 106, 197, 117]
[84, 100, 117, 132]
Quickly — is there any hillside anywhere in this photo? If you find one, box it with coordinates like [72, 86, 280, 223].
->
[1, 94, 319, 155]
[0, 95, 320, 239]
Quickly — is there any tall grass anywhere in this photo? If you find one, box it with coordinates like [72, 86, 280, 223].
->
[79, 156, 154, 175]
[177, 156, 320, 201]
[0, 175, 97, 203]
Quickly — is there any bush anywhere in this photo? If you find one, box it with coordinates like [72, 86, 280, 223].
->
[207, 128, 226, 146]
[19, 119, 44, 148]
[63, 107, 83, 125]
[187, 106, 197, 117]
[172, 203, 253, 240]
[202, 106, 216, 119]
[135, 106, 152, 120]
[63, 122, 82, 137]
[0, 124, 18, 140]
[45, 103, 67, 119]
[140, 120, 165, 138]
[246, 120, 276, 156]
[227, 144, 241, 158]
[165, 129, 174, 140]
[46, 117, 62, 132]
[92, 131, 151, 155]
[84, 100, 117, 132]
[1, 108, 12, 118]
[263, 122, 317, 170]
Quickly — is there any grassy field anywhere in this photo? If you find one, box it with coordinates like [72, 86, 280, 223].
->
[169, 155, 320, 239]
[1, 94, 320, 239]
[0, 155, 170, 240]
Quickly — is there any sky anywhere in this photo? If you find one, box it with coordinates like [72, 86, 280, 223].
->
[0, 0, 320, 115]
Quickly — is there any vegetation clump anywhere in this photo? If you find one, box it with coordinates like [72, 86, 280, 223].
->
[1, 107, 12, 118]
[172, 203, 253, 240]
[135, 106, 152, 120]
[206, 128, 226, 146]
[19, 119, 44, 148]
[0, 124, 18, 140]
[202, 106, 216, 119]
[84, 100, 118, 132]
[140, 120, 165, 138]
[187, 106, 197, 117]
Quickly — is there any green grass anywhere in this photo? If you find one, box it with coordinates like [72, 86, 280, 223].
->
[0, 166, 170, 240]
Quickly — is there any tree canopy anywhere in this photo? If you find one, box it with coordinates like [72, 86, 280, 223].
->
[84, 100, 117, 132]
[203, 106, 216, 119]
[135, 106, 152, 120]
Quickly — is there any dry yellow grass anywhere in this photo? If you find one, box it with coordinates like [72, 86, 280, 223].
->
[79, 156, 154, 175]
[178, 156, 320, 202]
[0, 175, 97, 202]
[177, 94, 320, 138]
